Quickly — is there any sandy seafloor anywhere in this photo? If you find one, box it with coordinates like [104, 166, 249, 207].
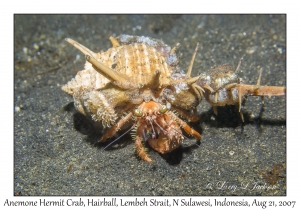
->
[14, 15, 286, 196]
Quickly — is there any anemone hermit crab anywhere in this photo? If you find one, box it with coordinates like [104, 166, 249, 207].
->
[62, 35, 203, 162]
[62, 34, 285, 162]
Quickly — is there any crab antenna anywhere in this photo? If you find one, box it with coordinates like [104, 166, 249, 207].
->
[187, 42, 199, 77]
[146, 70, 161, 89]
[99, 124, 136, 153]
[149, 121, 156, 139]
[153, 120, 167, 135]
[65, 38, 98, 58]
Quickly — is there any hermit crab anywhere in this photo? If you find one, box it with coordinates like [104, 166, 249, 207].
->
[62, 34, 286, 162]
[62, 35, 203, 162]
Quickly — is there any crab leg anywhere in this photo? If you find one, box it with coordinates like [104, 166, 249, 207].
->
[191, 83, 205, 99]
[171, 106, 199, 122]
[167, 111, 201, 140]
[135, 126, 152, 162]
[99, 112, 133, 142]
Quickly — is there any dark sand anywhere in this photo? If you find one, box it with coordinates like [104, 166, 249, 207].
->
[14, 15, 286, 196]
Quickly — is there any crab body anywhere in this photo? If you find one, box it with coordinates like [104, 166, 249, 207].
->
[63, 35, 202, 161]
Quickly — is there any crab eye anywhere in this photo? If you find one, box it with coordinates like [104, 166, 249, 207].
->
[133, 109, 143, 117]
[159, 105, 168, 114]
